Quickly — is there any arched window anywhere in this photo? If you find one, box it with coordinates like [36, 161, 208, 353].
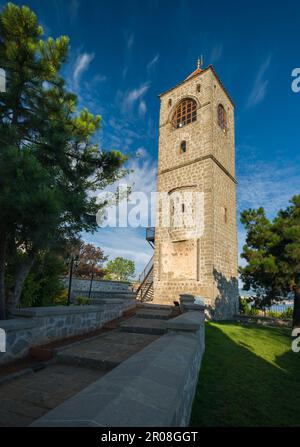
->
[172, 98, 197, 129]
[218, 104, 227, 131]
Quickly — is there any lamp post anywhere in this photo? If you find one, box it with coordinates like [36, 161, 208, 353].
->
[67, 255, 79, 306]
[88, 263, 95, 300]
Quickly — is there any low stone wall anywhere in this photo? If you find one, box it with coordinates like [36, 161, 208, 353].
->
[234, 314, 292, 328]
[32, 308, 205, 427]
[71, 290, 136, 302]
[0, 299, 136, 365]
[60, 277, 133, 294]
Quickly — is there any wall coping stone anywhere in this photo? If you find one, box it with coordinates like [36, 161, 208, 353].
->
[166, 311, 204, 332]
[10, 304, 111, 318]
[183, 303, 206, 312]
[0, 318, 37, 332]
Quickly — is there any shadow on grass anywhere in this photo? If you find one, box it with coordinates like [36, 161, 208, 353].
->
[190, 322, 300, 427]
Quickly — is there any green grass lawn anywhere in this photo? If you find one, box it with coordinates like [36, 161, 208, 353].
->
[191, 322, 300, 427]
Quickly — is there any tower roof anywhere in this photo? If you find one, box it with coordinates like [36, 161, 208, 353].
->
[158, 64, 235, 107]
[184, 57, 203, 80]
[184, 67, 203, 81]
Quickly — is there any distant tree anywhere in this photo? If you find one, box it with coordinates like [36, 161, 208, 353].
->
[75, 240, 108, 279]
[0, 4, 127, 319]
[104, 257, 135, 282]
[239, 195, 300, 327]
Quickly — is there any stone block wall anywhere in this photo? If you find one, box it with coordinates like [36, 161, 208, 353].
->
[0, 299, 136, 365]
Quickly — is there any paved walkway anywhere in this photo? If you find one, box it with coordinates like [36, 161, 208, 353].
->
[0, 304, 177, 427]
[0, 364, 103, 427]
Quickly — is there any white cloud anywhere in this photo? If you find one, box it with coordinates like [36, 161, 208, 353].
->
[147, 53, 159, 73]
[238, 159, 300, 218]
[73, 52, 95, 88]
[138, 100, 147, 118]
[246, 56, 271, 109]
[120, 82, 150, 114]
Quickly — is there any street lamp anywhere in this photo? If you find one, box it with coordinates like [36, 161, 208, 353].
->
[88, 263, 95, 300]
[67, 255, 79, 306]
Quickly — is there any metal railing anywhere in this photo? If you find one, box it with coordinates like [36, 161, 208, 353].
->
[138, 255, 154, 285]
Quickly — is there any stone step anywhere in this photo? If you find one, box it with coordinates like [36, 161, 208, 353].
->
[135, 309, 172, 320]
[120, 317, 167, 335]
[55, 330, 158, 370]
[138, 303, 173, 311]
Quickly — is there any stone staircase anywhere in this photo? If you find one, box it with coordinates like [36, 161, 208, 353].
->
[135, 256, 154, 302]
[0, 303, 181, 427]
[119, 305, 177, 335]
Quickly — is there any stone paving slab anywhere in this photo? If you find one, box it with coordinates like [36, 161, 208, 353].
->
[0, 363, 103, 427]
[120, 317, 167, 335]
[56, 330, 158, 370]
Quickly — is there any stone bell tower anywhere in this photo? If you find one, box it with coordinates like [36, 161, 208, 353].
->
[152, 61, 239, 319]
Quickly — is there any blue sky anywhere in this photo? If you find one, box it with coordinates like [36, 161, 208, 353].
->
[4, 0, 300, 275]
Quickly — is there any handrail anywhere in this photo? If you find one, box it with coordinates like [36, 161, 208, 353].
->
[140, 280, 153, 302]
[136, 267, 153, 296]
[138, 255, 154, 284]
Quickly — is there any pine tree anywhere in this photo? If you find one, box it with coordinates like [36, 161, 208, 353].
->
[240, 195, 300, 328]
[0, 3, 127, 318]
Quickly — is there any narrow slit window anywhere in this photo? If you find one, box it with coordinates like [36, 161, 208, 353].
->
[180, 140, 187, 153]
[218, 104, 227, 132]
[224, 207, 228, 223]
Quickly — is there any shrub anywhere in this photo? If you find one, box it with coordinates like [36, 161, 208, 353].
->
[280, 307, 293, 319]
[53, 289, 68, 306]
[249, 306, 259, 316]
[75, 296, 90, 305]
[239, 297, 252, 314]
[21, 252, 65, 307]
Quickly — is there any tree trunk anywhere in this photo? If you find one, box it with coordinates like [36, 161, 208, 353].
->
[0, 234, 7, 320]
[7, 256, 35, 312]
[293, 286, 300, 328]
